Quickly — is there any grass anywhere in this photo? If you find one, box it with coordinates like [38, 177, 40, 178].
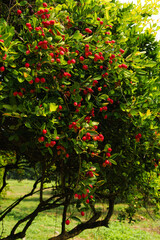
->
[0, 180, 160, 240]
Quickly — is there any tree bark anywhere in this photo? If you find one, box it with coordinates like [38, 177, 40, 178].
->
[48, 197, 115, 240]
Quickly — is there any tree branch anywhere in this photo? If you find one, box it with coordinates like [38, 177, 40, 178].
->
[48, 197, 115, 240]
[0, 178, 41, 221]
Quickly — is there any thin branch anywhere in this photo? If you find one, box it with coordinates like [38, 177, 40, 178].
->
[48, 197, 115, 240]
[1, 196, 66, 240]
[6, 3, 18, 23]
[0, 167, 7, 194]
[0, 178, 41, 221]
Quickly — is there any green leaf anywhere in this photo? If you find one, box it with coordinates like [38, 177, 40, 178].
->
[70, 216, 82, 223]
[50, 103, 58, 112]
[48, 148, 53, 156]
[18, 44, 27, 53]
[99, 94, 108, 100]
[93, 76, 102, 80]
[79, 128, 86, 138]
[25, 122, 32, 128]
[32, 17, 37, 29]
[110, 159, 117, 165]
[72, 30, 83, 40]
[130, 109, 138, 116]
[18, 77, 24, 83]
[19, 0, 28, 6]
[74, 145, 83, 154]
[3, 104, 13, 110]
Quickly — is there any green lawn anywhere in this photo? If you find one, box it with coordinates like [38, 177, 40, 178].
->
[0, 180, 160, 240]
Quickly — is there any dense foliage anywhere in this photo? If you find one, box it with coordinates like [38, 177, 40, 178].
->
[0, 0, 160, 239]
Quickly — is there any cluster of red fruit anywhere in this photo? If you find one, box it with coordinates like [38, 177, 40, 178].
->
[94, 52, 104, 62]
[100, 106, 108, 112]
[118, 63, 128, 69]
[102, 148, 112, 167]
[82, 133, 104, 142]
[68, 121, 80, 131]
[13, 91, 23, 97]
[135, 133, 142, 142]
[86, 170, 94, 177]
[38, 129, 57, 148]
[85, 28, 92, 34]
[97, 17, 103, 25]
[84, 44, 92, 58]
[83, 87, 94, 95]
[105, 40, 115, 44]
[107, 97, 114, 104]
[74, 188, 93, 204]
[35, 4, 51, 20]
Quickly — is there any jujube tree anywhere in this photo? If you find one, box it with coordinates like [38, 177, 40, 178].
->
[0, 0, 160, 239]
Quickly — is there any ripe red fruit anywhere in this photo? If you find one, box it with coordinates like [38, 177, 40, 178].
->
[58, 105, 62, 110]
[56, 58, 61, 63]
[85, 28, 92, 34]
[105, 160, 110, 165]
[108, 148, 112, 152]
[29, 80, 33, 84]
[65, 219, 70, 225]
[39, 136, 45, 142]
[83, 65, 88, 70]
[97, 17, 100, 21]
[42, 129, 47, 135]
[81, 211, 85, 216]
[71, 59, 76, 64]
[43, 2, 48, 7]
[82, 193, 86, 198]
[86, 132, 91, 137]
[45, 143, 50, 147]
[60, 50, 64, 55]
[86, 199, 90, 204]
[0, 66, 5, 72]
[106, 152, 111, 158]
[74, 102, 78, 106]
[82, 136, 87, 141]
[13, 91, 18, 96]
[17, 10, 22, 15]
[100, 21, 103, 25]
[18, 92, 23, 97]
[35, 77, 40, 83]
[88, 171, 94, 177]
[26, 23, 31, 28]
[102, 162, 107, 167]
[66, 153, 69, 158]
[138, 133, 142, 138]
[72, 122, 76, 126]
[74, 193, 78, 198]
[40, 78, 46, 83]
[25, 63, 30, 68]
[98, 87, 102, 91]
[93, 126, 98, 130]
[120, 48, 125, 54]
[110, 99, 114, 104]
[26, 50, 30, 55]
[92, 136, 97, 141]
[104, 115, 107, 119]
[50, 141, 56, 147]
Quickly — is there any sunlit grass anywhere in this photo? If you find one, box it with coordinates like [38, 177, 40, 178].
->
[0, 180, 160, 240]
